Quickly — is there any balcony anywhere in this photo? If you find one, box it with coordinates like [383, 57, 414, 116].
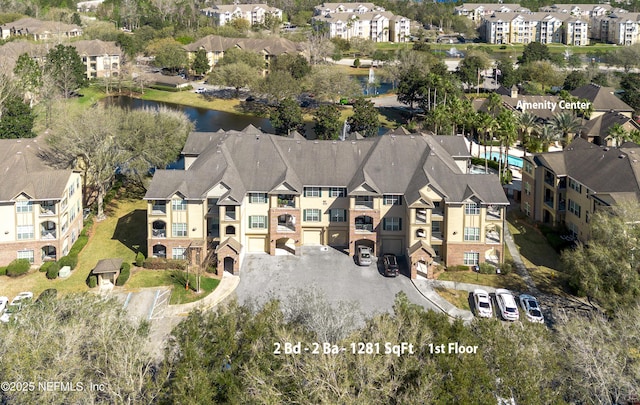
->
[544, 199, 555, 209]
[152, 220, 166, 238]
[224, 208, 236, 221]
[277, 214, 296, 232]
[486, 230, 501, 244]
[415, 209, 427, 224]
[431, 232, 444, 243]
[277, 195, 296, 208]
[41, 221, 56, 240]
[40, 202, 56, 216]
[431, 209, 444, 220]
[487, 207, 501, 220]
[355, 215, 374, 232]
[355, 197, 373, 209]
[558, 178, 567, 190]
[151, 203, 166, 215]
[544, 174, 555, 187]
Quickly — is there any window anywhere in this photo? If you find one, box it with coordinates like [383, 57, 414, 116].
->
[568, 200, 581, 218]
[16, 201, 32, 213]
[568, 222, 579, 237]
[524, 181, 531, 196]
[172, 199, 187, 211]
[250, 193, 268, 203]
[465, 203, 480, 215]
[569, 179, 582, 193]
[172, 247, 186, 260]
[383, 195, 402, 205]
[432, 221, 441, 234]
[304, 187, 321, 197]
[17, 250, 34, 263]
[329, 209, 346, 222]
[464, 227, 480, 241]
[463, 252, 480, 266]
[172, 223, 188, 237]
[225, 225, 236, 235]
[304, 209, 321, 222]
[17, 225, 34, 240]
[329, 187, 347, 197]
[383, 217, 402, 231]
[249, 215, 267, 229]
[524, 202, 531, 217]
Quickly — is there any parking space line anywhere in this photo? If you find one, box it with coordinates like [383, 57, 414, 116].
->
[148, 290, 160, 321]
[150, 289, 171, 320]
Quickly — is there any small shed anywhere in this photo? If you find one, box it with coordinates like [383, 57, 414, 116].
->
[92, 258, 123, 287]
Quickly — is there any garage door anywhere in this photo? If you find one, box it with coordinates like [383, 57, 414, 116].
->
[328, 231, 347, 246]
[381, 239, 403, 256]
[303, 230, 322, 245]
[247, 237, 266, 253]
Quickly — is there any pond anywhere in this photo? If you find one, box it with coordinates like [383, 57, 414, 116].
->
[104, 96, 274, 133]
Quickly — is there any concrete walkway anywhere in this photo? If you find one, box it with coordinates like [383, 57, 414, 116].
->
[163, 271, 240, 317]
[411, 279, 475, 322]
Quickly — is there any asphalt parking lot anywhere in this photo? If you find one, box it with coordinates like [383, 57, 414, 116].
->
[234, 246, 439, 322]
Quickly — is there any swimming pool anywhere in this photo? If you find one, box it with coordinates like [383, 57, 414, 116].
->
[480, 152, 523, 169]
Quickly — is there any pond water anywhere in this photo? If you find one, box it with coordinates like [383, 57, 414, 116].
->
[353, 75, 394, 96]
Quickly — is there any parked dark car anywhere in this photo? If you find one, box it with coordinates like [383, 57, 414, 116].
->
[382, 254, 399, 277]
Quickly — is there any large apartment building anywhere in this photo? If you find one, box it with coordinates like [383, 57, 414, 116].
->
[200, 4, 282, 27]
[312, 2, 410, 43]
[591, 12, 640, 45]
[0, 17, 82, 41]
[481, 12, 589, 45]
[454, 3, 531, 24]
[521, 138, 640, 241]
[0, 139, 83, 267]
[144, 126, 509, 279]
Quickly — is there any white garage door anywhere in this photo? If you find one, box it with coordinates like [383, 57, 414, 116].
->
[303, 230, 322, 245]
[381, 239, 403, 256]
[247, 237, 266, 253]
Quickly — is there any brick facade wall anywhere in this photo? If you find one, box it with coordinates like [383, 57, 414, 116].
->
[348, 209, 381, 256]
[445, 243, 502, 268]
[268, 208, 301, 255]
[148, 238, 197, 260]
[216, 244, 240, 275]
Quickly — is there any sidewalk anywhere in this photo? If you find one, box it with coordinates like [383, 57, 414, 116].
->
[163, 271, 240, 317]
[411, 279, 475, 322]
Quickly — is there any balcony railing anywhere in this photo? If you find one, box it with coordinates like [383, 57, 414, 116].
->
[152, 229, 166, 238]
[41, 230, 57, 239]
[544, 176, 555, 186]
[355, 223, 374, 232]
[152, 205, 166, 215]
[415, 210, 427, 224]
[486, 231, 501, 244]
[487, 209, 501, 220]
[277, 199, 295, 208]
[40, 206, 56, 216]
[431, 232, 443, 242]
[544, 199, 554, 209]
[354, 199, 373, 209]
[225, 211, 236, 221]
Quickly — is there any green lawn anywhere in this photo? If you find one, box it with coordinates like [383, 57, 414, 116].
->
[435, 287, 471, 311]
[127, 269, 220, 304]
[374, 41, 618, 55]
[438, 270, 527, 292]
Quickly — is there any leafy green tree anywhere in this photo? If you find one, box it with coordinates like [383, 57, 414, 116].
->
[45, 44, 86, 98]
[397, 66, 426, 110]
[330, 37, 350, 54]
[313, 104, 342, 140]
[13, 53, 42, 107]
[228, 17, 251, 33]
[258, 71, 300, 104]
[191, 48, 210, 76]
[306, 66, 360, 103]
[0, 96, 35, 139]
[520, 60, 565, 92]
[348, 97, 379, 137]
[270, 98, 304, 135]
[567, 54, 583, 68]
[271, 54, 310, 79]
[534, 123, 561, 152]
[550, 111, 582, 147]
[210, 62, 260, 97]
[146, 38, 188, 73]
[496, 57, 520, 88]
[606, 122, 629, 147]
[217, 47, 265, 70]
[562, 201, 640, 312]
[606, 44, 640, 72]
[519, 41, 551, 64]
[563, 70, 588, 91]
[620, 73, 640, 112]
[457, 51, 490, 91]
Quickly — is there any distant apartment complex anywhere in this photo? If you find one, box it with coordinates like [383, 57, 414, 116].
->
[312, 2, 410, 42]
[459, 3, 640, 45]
[200, 4, 282, 27]
[0, 17, 82, 41]
[183, 35, 304, 74]
[0, 40, 122, 79]
[144, 127, 508, 279]
[0, 139, 83, 267]
[521, 139, 640, 241]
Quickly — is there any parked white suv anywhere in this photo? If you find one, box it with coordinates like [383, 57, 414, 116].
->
[473, 289, 493, 318]
[495, 289, 519, 321]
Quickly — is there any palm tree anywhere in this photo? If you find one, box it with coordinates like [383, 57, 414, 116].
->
[476, 112, 498, 173]
[497, 110, 518, 182]
[486, 92, 503, 118]
[535, 124, 562, 152]
[606, 123, 629, 147]
[550, 111, 583, 148]
[516, 111, 537, 157]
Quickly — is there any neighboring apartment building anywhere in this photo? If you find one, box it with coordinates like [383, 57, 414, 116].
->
[200, 4, 282, 27]
[0, 17, 82, 41]
[312, 2, 410, 42]
[183, 35, 303, 74]
[0, 40, 123, 80]
[539, 3, 612, 18]
[480, 12, 588, 45]
[591, 12, 640, 45]
[73, 40, 122, 78]
[144, 126, 509, 279]
[520, 138, 640, 241]
[454, 3, 531, 24]
[0, 139, 83, 267]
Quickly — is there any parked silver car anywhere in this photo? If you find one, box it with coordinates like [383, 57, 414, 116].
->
[357, 246, 372, 266]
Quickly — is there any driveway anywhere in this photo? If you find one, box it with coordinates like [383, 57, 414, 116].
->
[234, 246, 439, 322]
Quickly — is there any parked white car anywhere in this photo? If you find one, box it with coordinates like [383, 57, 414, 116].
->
[473, 289, 493, 318]
[495, 289, 519, 321]
[0, 296, 8, 314]
[519, 294, 544, 323]
[0, 292, 33, 323]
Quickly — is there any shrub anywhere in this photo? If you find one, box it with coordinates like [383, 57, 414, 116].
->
[206, 263, 217, 274]
[58, 255, 78, 270]
[46, 262, 60, 280]
[500, 259, 515, 275]
[0, 266, 7, 276]
[446, 265, 469, 272]
[40, 261, 57, 274]
[80, 217, 93, 237]
[143, 258, 187, 270]
[135, 252, 145, 267]
[88, 275, 97, 288]
[479, 262, 495, 274]
[7, 259, 31, 277]
[116, 262, 131, 286]
[353, 58, 360, 68]
[69, 235, 89, 256]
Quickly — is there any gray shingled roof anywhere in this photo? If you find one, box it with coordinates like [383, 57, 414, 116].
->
[144, 127, 509, 206]
[184, 35, 301, 55]
[570, 84, 634, 112]
[534, 138, 640, 195]
[0, 139, 74, 202]
[581, 111, 640, 141]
